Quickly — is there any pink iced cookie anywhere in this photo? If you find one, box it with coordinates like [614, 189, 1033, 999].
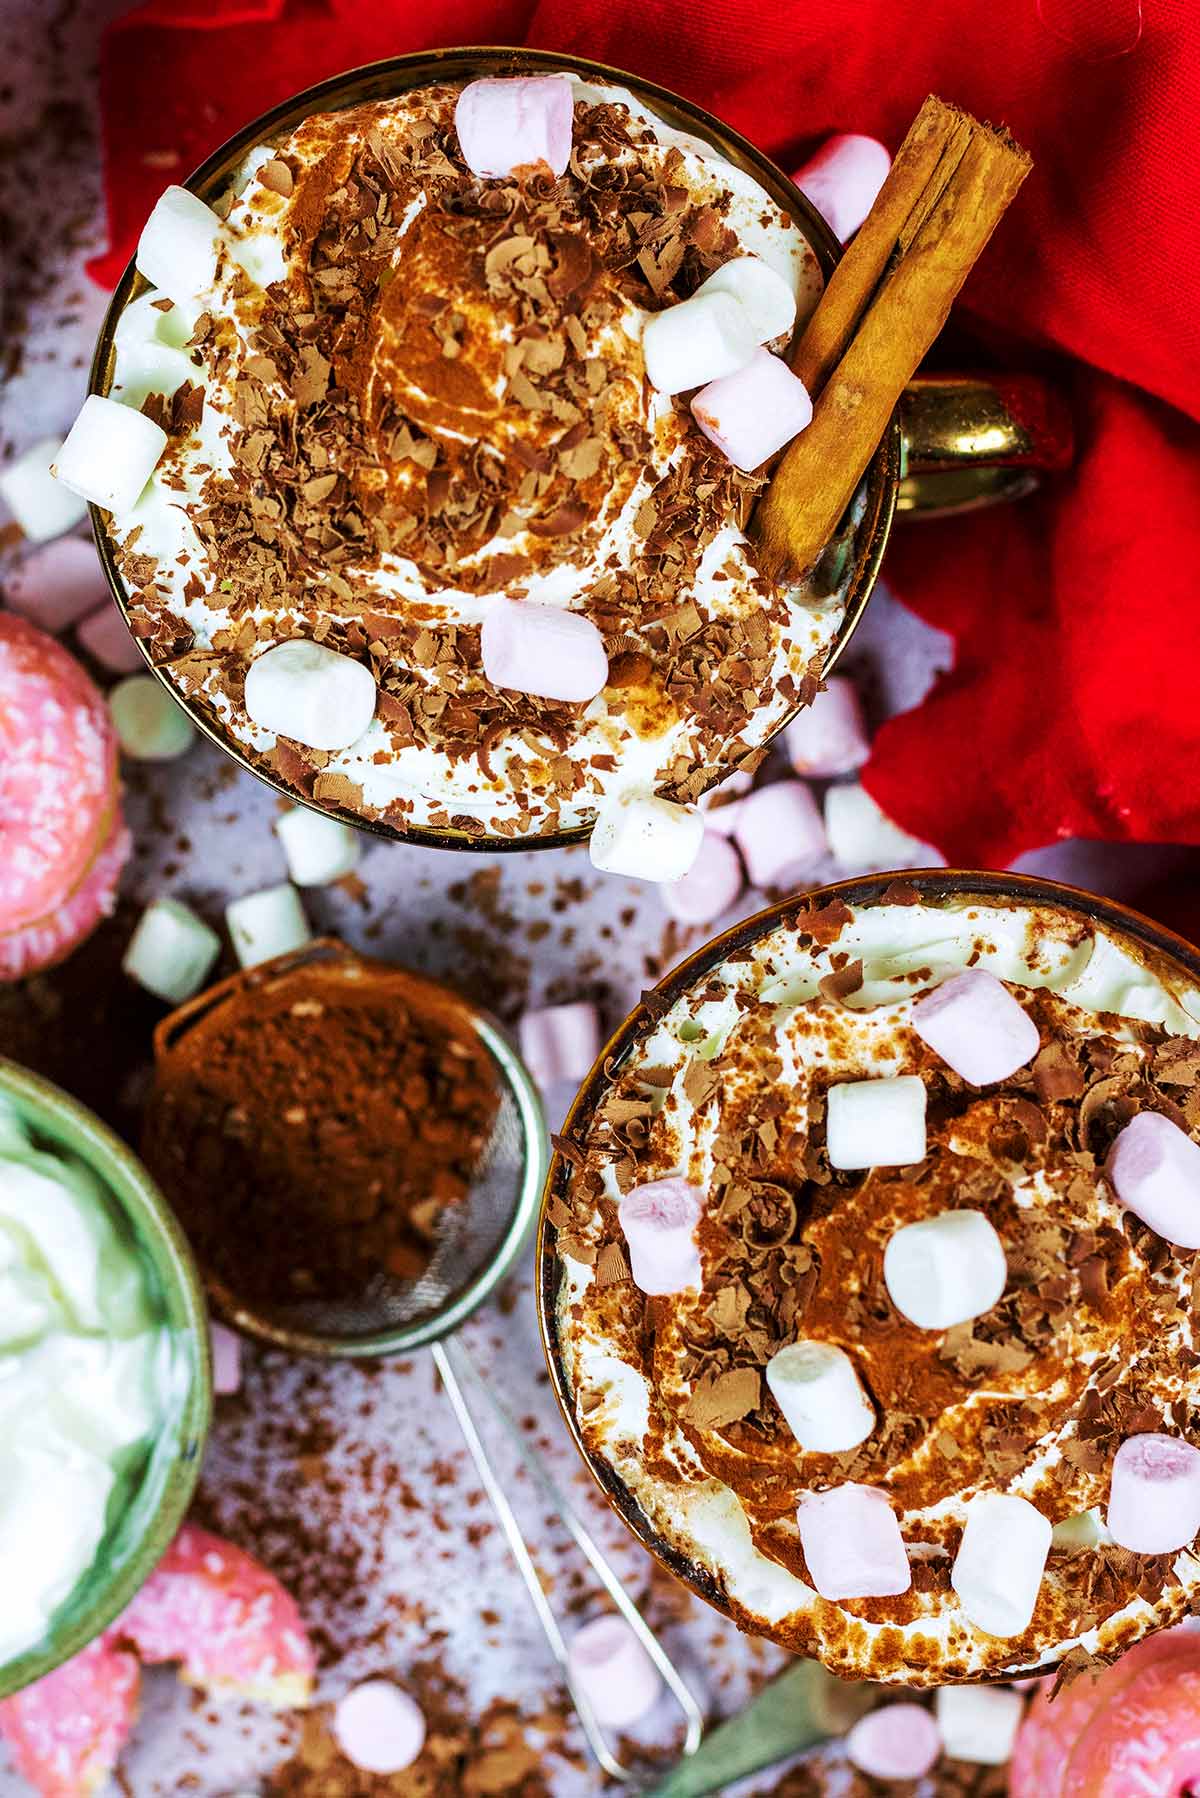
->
[845, 1702, 940, 1781]
[0, 615, 119, 933]
[0, 1634, 140, 1798]
[0, 812, 130, 983]
[455, 75, 574, 180]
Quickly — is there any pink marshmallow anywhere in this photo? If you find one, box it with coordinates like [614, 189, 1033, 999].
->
[698, 768, 752, 836]
[784, 677, 870, 778]
[333, 1680, 426, 1775]
[1107, 1433, 1200, 1555]
[481, 597, 608, 703]
[733, 779, 827, 890]
[209, 1321, 241, 1396]
[567, 1615, 662, 1729]
[518, 1000, 601, 1089]
[5, 537, 109, 635]
[845, 1703, 940, 1781]
[1107, 1111, 1200, 1249]
[661, 831, 744, 927]
[691, 348, 813, 473]
[76, 599, 143, 674]
[617, 1176, 704, 1296]
[796, 1483, 911, 1600]
[910, 968, 1041, 1087]
[455, 75, 574, 180]
[793, 133, 893, 241]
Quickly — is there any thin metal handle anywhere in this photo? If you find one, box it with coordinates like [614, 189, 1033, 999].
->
[432, 1336, 705, 1783]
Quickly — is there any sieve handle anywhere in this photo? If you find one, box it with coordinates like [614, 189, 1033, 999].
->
[432, 1336, 705, 1783]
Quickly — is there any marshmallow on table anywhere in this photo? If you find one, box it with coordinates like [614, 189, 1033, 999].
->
[911, 968, 1040, 1087]
[796, 1482, 910, 1600]
[951, 1492, 1051, 1638]
[52, 396, 167, 517]
[793, 134, 892, 241]
[784, 677, 870, 778]
[824, 781, 943, 873]
[5, 537, 109, 635]
[590, 791, 703, 883]
[934, 1685, 1024, 1765]
[518, 1000, 600, 1090]
[733, 780, 826, 890]
[243, 639, 377, 751]
[136, 185, 225, 307]
[332, 1680, 426, 1775]
[1107, 1110, 1200, 1249]
[691, 349, 813, 472]
[109, 675, 195, 761]
[617, 1177, 704, 1296]
[642, 290, 759, 396]
[275, 806, 361, 887]
[765, 1340, 875, 1454]
[883, 1208, 1006, 1330]
[1106, 1433, 1200, 1555]
[225, 882, 312, 971]
[480, 598, 608, 703]
[455, 74, 574, 180]
[661, 831, 744, 927]
[826, 1076, 927, 1171]
[122, 897, 221, 1005]
[0, 439, 88, 541]
[698, 768, 752, 836]
[567, 1615, 662, 1729]
[694, 256, 797, 343]
[76, 600, 144, 674]
[846, 1704, 940, 1781]
[209, 1322, 241, 1397]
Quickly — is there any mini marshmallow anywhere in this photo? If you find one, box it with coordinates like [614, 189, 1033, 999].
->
[1051, 1506, 1111, 1552]
[225, 882, 312, 971]
[911, 968, 1040, 1087]
[1106, 1432, 1200, 1556]
[784, 677, 870, 778]
[691, 349, 813, 472]
[793, 134, 892, 241]
[122, 897, 221, 1005]
[109, 675, 195, 761]
[5, 537, 109, 634]
[1107, 1110, 1200, 1249]
[661, 831, 744, 927]
[518, 1001, 601, 1090]
[209, 1322, 241, 1397]
[824, 781, 943, 873]
[275, 806, 362, 887]
[951, 1492, 1052, 1638]
[694, 256, 797, 344]
[765, 1340, 875, 1454]
[826, 1076, 927, 1172]
[617, 1177, 704, 1296]
[642, 290, 759, 396]
[698, 768, 753, 836]
[76, 600, 144, 674]
[589, 791, 704, 884]
[333, 1680, 426, 1775]
[796, 1483, 910, 1600]
[846, 1704, 940, 1781]
[934, 1684, 1024, 1765]
[243, 639, 377, 752]
[0, 439, 88, 542]
[733, 780, 826, 891]
[53, 396, 167, 517]
[480, 598, 608, 703]
[136, 185, 225, 307]
[883, 1208, 1006, 1330]
[454, 75, 574, 180]
[566, 1615, 662, 1729]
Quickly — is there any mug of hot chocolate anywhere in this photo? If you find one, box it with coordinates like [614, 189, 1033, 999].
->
[538, 872, 1200, 1685]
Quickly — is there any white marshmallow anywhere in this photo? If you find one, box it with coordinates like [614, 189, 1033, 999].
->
[589, 791, 703, 884]
[793, 134, 892, 242]
[641, 290, 759, 396]
[243, 639, 377, 752]
[225, 883, 312, 970]
[109, 675, 195, 761]
[784, 677, 870, 777]
[824, 781, 943, 873]
[1106, 1432, 1200, 1555]
[333, 1680, 426, 1775]
[694, 256, 797, 344]
[274, 805, 362, 887]
[0, 439, 88, 542]
[567, 1615, 662, 1729]
[661, 831, 744, 927]
[209, 1321, 241, 1396]
[950, 1492, 1052, 1639]
[5, 537, 108, 634]
[765, 1340, 875, 1454]
[518, 1001, 601, 1090]
[76, 600, 143, 674]
[1107, 1111, 1200, 1249]
[136, 185, 225, 307]
[911, 968, 1040, 1087]
[109, 340, 200, 411]
[480, 597, 608, 702]
[934, 1684, 1025, 1765]
[617, 1177, 703, 1296]
[825, 1076, 927, 1171]
[846, 1704, 941, 1781]
[883, 1209, 1006, 1330]
[53, 396, 167, 517]
[122, 897, 221, 1005]
[733, 780, 827, 890]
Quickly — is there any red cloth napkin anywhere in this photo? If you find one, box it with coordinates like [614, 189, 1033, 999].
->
[88, 0, 1200, 868]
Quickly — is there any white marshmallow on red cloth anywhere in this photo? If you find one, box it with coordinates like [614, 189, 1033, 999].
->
[793, 134, 892, 241]
[1106, 1110, 1200, 1248]
[76, 600, 144, 674]
[784, 677, 870, 777]
[333, 1679, 426, 1775]
[661, 831, 744, 926]
[910, 968, 1040, 1087]
[225, 882, 312, 970]
[691, 349, 813, 472]
[209, 1321, 241, 1397]
[694, 256, 797, 343]
[454, 74, 574, 180]
[617, 1177, 704, 1296]
[950, 1492, 1052, 1638]
[765, 1340, 874, 1453]
[136, 185, 225, 307]
[1106, 1432, 1200, 1555]
[883, 1208, 1006, 1330]
[733, 780, 826, 890]
[566, 1615, 662, 1728]
[6, 537, 109, 634]
[934, 1684, 1024, 1765]
[122, 896, 221, 1005]
[0, 440, 88, 542]
[480, 598, 608, 703]
[589, 791, 704, 883]
[846, 1704, 940, 1781]
[243, 639, 377, 751]
[796, 1483, 910, 1600]
[824, 780, 944, 873]
[518, 1000, 600, 1089]
[275, 806, 361, 887]
[53, 396, 167, 517]
[109, 675, 195, 761]
[642, 290, 759, 396]
[826, 1076, 927, 1171]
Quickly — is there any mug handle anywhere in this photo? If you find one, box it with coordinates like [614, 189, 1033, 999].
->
[897, 374, 1074, 518]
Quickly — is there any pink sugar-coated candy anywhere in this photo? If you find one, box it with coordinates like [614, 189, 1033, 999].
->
[455, 74, 574, 180]
[845, 1703, 941, 1781]
[75, 600, 144, 675]
[910, 967, 1041, 1087]
[333, 1679, 426, 1775]
[0, 1634, 141, 1798]
[784, 677, 870, 778]
[1106, 1433, 1200, 1556]
[691, 348, 813, 473]
[1107, 1111, 1200, 1249]
[518, 1000, 601, 1089]
[733, 779, 827, 891]
[480, 597, 608, 703]
[793, 133, 893, 241]
[210, 1320, 242, 1396]
[0, 810, 130, 983]
[796, 1483, 911, 1601]
[5, 537, 110, 636]
[661, 830, 744, 927]
[567, 1614, 662, 1729]
[618, 1177, 704, 1296]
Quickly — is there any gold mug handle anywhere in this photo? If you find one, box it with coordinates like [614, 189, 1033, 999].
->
[897, 374, 1075, 517]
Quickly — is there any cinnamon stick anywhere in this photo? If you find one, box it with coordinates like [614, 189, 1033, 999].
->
[753, 95, 1031, 581]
